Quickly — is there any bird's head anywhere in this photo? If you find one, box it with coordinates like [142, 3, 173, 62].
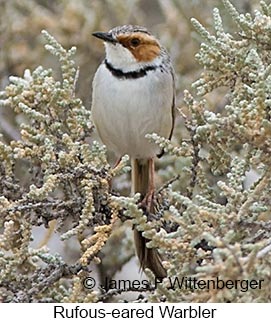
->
[92, 25, 161, 71]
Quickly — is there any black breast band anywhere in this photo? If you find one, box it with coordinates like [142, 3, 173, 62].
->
[104, 59, 157, 79]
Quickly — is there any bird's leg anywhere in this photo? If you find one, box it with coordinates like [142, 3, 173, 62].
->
[108, 156, 122, 189]
[141, 158, 155, 211]
[112, 156, 122, 169]
[148, 157, 155, 207]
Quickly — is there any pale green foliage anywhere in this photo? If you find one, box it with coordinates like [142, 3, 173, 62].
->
[0, 31, 126, 302]
[146, 0, 271, 302]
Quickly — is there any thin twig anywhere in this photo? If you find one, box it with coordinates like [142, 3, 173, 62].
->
[157, 174, 180, 194]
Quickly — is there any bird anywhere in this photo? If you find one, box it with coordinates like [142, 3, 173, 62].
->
[91, 25, 175, 278]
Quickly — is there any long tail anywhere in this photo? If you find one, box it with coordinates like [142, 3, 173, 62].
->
[131, 158, 167, 278]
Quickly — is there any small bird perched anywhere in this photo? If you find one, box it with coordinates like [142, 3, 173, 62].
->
[91, 25, 175, 278]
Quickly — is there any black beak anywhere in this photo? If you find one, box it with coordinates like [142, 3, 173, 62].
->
[92, 31, 116, 43]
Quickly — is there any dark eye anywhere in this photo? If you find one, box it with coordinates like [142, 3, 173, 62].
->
[130, 38, 140, 47]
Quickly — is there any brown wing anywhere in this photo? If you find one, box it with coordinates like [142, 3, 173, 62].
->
[157, 70, 175, 158]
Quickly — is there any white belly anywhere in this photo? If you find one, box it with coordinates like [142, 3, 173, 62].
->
[92, 64, 173, 159]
